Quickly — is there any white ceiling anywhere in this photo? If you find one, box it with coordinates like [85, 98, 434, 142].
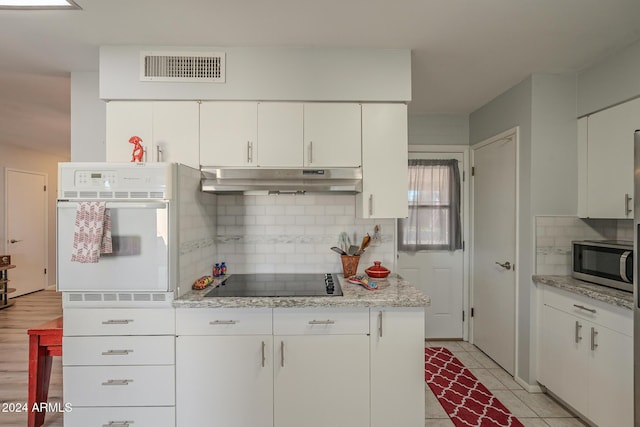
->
[1, 0, 640, 157]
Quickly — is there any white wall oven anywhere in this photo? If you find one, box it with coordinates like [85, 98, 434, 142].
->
[57, 163, 176, 304]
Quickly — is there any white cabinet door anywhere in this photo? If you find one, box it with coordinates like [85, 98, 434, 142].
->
[357, 103, 408, 218]
[577, 116, 588, 218]
[586, 97, 640, 218]
[274, 335, 370, 427]
[153, 101, 199, 168]
[303, 103, 361, 167]
[176, 335, 274, 427]
[587, 324, 633, 427]
[200, 101, 258, 167]
[258, 102, 303, 167]
[106, 101, 153, 162]
[106, 101, 199, 168]
[370, 308, 425, 427]
[538, 304, 588, 414]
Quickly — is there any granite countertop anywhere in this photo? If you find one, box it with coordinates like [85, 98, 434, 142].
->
[532, 275, 633, 310]
[173, 274, 430, 309]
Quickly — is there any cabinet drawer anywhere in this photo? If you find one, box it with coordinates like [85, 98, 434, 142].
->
[176, 308, 272, 335]
[64, 308, 175, 336]
[274, 308, 369, 335]
[65, 406, 175, 427]
[63, 365, 175, 406]
[63, 336, 175, 366]
[543, 286, 632, 336]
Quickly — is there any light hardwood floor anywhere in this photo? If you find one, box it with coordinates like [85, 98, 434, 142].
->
[0, 289, 63, 427]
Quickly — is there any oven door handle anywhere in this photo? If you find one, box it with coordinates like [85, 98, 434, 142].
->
[58, 201, 168, 209]
[620, 250, 632, 282]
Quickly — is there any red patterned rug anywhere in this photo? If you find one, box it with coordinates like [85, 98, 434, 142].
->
[425, 347, 524, 427]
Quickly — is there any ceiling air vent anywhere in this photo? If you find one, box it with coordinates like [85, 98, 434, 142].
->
[140, 51, 226, 83]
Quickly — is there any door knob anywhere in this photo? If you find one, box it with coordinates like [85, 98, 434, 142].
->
[495, 261, 512, 270]
[9, 239, 21, 244]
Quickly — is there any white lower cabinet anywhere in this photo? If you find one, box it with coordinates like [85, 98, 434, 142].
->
[370, 308, 425, 427]
[175, 306, 424, 427]
[63, 308, 176, 427]
[538, 286, 632, 427]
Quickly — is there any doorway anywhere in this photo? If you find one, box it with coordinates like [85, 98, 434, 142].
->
[5, 168, 48, 297]
[397, 146, 470, 340]
[471, 129, 518, 375]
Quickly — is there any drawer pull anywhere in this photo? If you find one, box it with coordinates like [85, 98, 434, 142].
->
[101, 379, 133, 386]
[280, 341, 285, 368]
[574, 321, 582, 343]
[102, 319, 134, 325]
[591, 327, 599, 351]
[209, 320, 238, 325]
[101, 350, 133, 356]
[103, 422, 133, 427]
[308, 319, 335, 325]
[378, 311, 383, 338]
[261, 341, 266, 368]
[573, 304, 596, 314]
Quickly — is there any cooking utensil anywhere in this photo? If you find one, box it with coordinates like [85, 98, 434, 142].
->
[356, 234, 371, 255]
[331, 246, 347, 255]
[347, 245, 360, 256]
[338, 232, 351, 253]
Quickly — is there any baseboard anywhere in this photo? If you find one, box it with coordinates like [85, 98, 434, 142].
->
[46, 283, 57, 291]
[515, 376, 544, 393]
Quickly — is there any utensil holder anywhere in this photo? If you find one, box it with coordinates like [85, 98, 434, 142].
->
[341, 255, 360, 277]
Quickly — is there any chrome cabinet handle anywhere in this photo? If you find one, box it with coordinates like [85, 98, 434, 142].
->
[378, 311, 383, 338]
[247, 141, 254, 163]
[209, 320, 238, 325]
[369, 194, 374, 216]
[625, 193, 632, 216]
[308, 320, 335, 325]
[261, 341, 266, 368]
[309, 141, 313, 164]
[495, 261, 512, 270]
[574, 321, 582, 343]
[591, 327, 599, 351]
[102, 319, 133, 325]
[573, 304, 596, 314]
[9, 239, 21, 244]
[101, 379, 133, 386]
[156, 145, 163, 162]
[280, 341, 285, 368]
[101, 350, 133, 356]
[103, 422, 133, 427]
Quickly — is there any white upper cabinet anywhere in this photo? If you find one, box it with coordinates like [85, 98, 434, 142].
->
[200, 101, 258, 167]
[200, 102, 361, 168]
[357, 103, 408, 218]
[106, 101, 199, 168]
[257, 102, 304, 167]
[578, 97, 640, 219]
[303, 103, 361, 167]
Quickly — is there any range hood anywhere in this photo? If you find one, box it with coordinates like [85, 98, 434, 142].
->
[201, 167, 362, 195]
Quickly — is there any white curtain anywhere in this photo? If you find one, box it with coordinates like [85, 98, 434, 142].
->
[398, 159, 462, 251]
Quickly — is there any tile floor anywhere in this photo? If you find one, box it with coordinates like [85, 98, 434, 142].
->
[425, 341, 588, 427]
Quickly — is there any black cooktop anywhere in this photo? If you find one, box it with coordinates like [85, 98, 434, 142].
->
[204, 273, 342, 297]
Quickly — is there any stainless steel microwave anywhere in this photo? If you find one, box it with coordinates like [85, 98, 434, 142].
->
[572, 240, 633, 292]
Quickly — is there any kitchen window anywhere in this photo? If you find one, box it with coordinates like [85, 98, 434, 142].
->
[398, 159, 462, 251]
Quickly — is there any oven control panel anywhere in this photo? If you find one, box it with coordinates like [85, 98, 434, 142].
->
[58, 162, 173, 199]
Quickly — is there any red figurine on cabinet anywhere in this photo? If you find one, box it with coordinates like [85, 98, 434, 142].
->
[129, 136, 144, 162]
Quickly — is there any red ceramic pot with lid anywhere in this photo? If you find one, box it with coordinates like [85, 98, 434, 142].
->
[365, 261, 390, 278]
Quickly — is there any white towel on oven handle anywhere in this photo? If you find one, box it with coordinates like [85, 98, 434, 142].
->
[70, 202, 113, 263]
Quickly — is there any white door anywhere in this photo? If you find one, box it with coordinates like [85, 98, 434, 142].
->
[397, 151, 465, 339]
[257, 102, 303, 167]
[471, 132, 517, 374]
[5, 169, 47, 297]
[303, 103, 361, 167]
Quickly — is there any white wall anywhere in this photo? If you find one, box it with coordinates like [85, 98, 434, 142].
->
[408, 114, 469, 145]
[100, 46, 411, 102]
[71, 71, 106, 161]
[0, 143, 70, 288]
[577, 38, 640, 116]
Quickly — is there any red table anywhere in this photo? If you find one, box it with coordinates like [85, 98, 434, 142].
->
[27, 316, 63, 427]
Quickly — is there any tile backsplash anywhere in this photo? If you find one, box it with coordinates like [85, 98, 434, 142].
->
[216, 194, 395, 274]
[535, 215, 632, 275]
